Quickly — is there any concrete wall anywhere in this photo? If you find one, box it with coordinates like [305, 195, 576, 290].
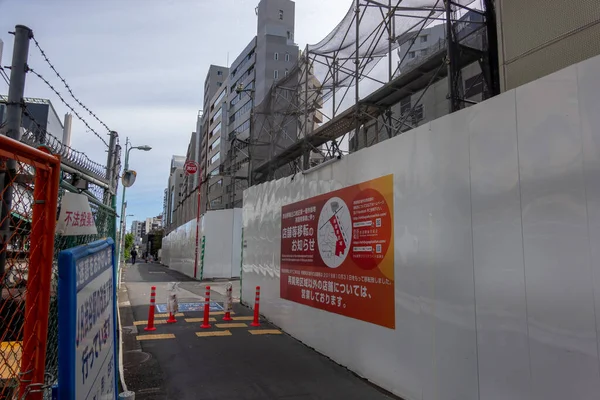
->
[241, 54, 600, 400]
[162, 209, 242, 280]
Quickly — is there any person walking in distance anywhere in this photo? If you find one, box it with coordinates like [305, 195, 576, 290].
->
[131, 248, 138, 265]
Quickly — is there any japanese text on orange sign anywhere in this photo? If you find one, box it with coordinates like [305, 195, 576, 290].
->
[280, 174, 395, 329]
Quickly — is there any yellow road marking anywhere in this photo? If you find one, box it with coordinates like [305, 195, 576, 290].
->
[155, 313, 184, 318]
[196, 330, 232, 337]
[215, 323, 248, 328]
[209, 311, 235, 316]
[231, 316, 254, 321]
[184, 318, 216, 323]
[134, 320, 167, 326]
[136, 334, 175, 341]
[248, 330, 282, 335]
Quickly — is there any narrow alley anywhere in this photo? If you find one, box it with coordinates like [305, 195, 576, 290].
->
[119, 262, 395, 400]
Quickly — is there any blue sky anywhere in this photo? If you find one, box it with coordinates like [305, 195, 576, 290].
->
[0, 0, 350, 225]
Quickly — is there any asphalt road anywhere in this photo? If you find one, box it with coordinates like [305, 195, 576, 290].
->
[120, 262, 396, 400]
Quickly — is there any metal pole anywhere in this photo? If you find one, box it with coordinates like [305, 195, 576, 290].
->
[445, 0, 460, 113]
[193, 178, 201, 278]
[332, 55, 337, 119]
[387, 0, 394, 139]
[483, 0, 501, 96]
[247, 92, 255, 189]
[354, 3, 361, 140]
[104, 131, 116, 205]
[0, 25, 32, 276]
[116, 138, 130, 265]
[303, 45, 309, 170]
[388, 0, 393, 81]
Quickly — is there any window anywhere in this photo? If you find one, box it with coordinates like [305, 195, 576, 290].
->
[217, 70, 223, 76]
[212, 107, 222, 121]
[209, 136, 221, 152]
[209, 179, 223, 193]
[285, 53, 290, 62]
[217, 82, 222, 87]
[233, 119, 250, 135]
[274, 52, 279, 61]
[279, 9, 283, 19]
[274, 70, 279, 79]
[287, 31, 291, 40]
[400, 97, 411, 115]
[464, 74, 484, 98]
[284, 69, 289, 77]
[421, 49, 427, 56]
[210, 122, 221, 138]
[212, 89, 226, 108]
[420, 35, 428, 43]
[210, 152, 220, 165]
[210, 167, 219, 176]
[409, 51, 415, 58]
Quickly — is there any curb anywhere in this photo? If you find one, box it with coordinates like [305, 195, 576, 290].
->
[117, 267, 141, 392]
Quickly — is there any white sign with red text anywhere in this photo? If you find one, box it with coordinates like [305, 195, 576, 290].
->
[56, 192, 98, 236]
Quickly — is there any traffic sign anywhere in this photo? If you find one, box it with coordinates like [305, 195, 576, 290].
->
[184, 160, 199, 175]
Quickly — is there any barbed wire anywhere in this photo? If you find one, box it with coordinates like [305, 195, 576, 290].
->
[20, 104, 109, 181]
[28, 68, 109, 147]
[31, 36, 113, 135]
[0, 68, 9, 86]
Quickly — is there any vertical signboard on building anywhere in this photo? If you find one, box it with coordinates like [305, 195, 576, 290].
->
[280, 174, 395, 328]
[58, 239, 117, 400]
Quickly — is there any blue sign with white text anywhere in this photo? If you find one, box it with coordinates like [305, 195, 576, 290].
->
[58, 239, 118, 400]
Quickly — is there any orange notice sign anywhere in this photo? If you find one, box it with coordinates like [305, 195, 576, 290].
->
[280, 174, 395, 329]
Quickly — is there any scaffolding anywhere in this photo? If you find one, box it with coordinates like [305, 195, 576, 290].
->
[237, 0, 500, 185]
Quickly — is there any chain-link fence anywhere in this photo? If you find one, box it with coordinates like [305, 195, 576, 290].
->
[43, 178, 116, 398]
[0, 136, 61, 400]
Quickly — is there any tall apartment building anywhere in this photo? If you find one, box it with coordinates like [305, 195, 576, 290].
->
[165, 155, 185, 231]
[131, 220, 145, 242]
[145, 215, 162, 233]
[198, 0, 299, 211]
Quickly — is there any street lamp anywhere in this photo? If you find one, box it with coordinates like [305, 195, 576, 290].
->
[116, 137, 152, 267]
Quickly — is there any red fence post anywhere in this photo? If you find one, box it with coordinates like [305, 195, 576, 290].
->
[17, 146, 61, 400]
[201, 286, 211, 329]
[145, 286, 157, 331]
[251, 286, 261, 327]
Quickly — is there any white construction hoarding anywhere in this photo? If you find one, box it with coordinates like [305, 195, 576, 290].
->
[241, 54, 600, 400]
[162, 209, 242, 280]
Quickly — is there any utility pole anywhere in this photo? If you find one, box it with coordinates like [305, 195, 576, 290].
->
[104, 131, 117, 205]
[0, 25, 32, 277]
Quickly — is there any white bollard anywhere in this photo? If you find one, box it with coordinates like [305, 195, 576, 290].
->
[119, 391, 135, 399]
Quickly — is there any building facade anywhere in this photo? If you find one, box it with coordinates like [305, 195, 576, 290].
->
[165, 155, 185, 232]
[495, 0, 600, 91]
[197, 0, 299, 211]
[0, 96, 63, 143]
[131, 220, 145, 243]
